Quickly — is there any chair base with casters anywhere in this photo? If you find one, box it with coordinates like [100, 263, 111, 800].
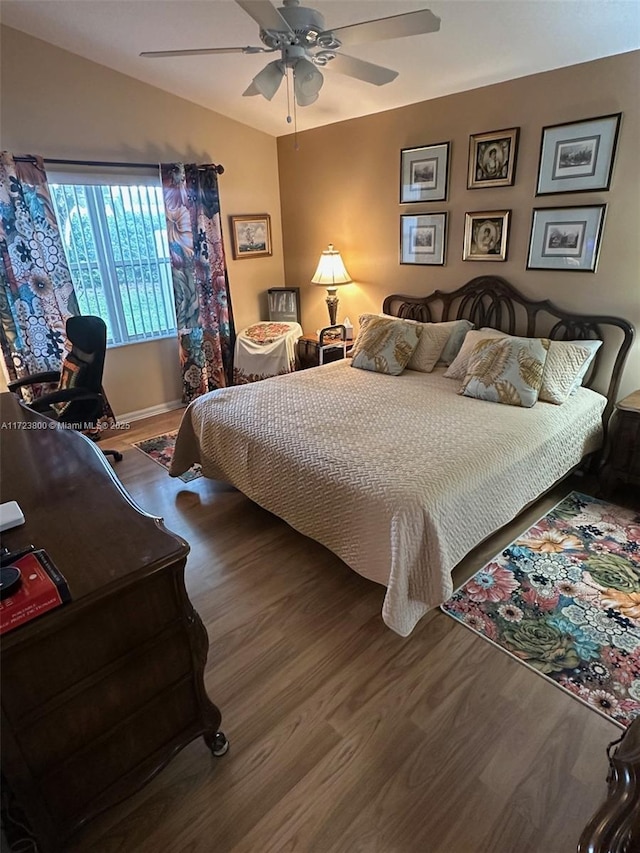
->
[7, 315, 123, 462]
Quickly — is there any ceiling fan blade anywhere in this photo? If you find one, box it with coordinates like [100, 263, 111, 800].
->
[140, 46, 266, 58]
[329, 9, 440, 48]
[235, 0, 293, 33]
[328, 53, 398, 86]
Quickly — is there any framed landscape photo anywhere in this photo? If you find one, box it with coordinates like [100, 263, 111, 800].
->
[400, 143, 450, 203]
[467, 127, 519, 189]
[400, 212, 447, 265]
[536, 113, 621, 195]
[230, 214, 272, 259]
[527, 204, 606, 272]
[463, 210, 510, 262]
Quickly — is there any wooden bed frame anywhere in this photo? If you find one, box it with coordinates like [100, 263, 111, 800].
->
[382, 275, 634, 431]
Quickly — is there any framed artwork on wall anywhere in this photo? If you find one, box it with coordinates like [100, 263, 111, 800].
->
[230, 214, 272, 259]
[467, 127, 519, 189]
[400, 143, 450, 203]
[463, 210, 510, 261]
[400, 212, 447, 265]
[527, 204, 606, 272]
[535, 113, 621, 195]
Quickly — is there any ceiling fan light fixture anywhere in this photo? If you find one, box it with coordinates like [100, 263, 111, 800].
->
[249, 59, 285, 100]
[293, 57, 323, 106]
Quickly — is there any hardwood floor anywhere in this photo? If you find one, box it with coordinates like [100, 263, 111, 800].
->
[63, 410, 637, 853]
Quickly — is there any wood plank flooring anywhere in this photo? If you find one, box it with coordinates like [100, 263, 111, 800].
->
[64, 410, 638, 853]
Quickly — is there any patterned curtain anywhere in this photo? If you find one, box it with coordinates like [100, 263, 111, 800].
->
[0, 152, 79, 395]
[161, 163, 235, 402]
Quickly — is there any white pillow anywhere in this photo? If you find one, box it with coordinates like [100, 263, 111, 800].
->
[566, 339, 602, 394]
[438, 319, 475, 365]
[539, 339, 599, 404]
[353, 314, 450, 373]
[408, 323, 452, 372]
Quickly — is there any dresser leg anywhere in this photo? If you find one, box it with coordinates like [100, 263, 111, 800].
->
[204, 730, 229, 757]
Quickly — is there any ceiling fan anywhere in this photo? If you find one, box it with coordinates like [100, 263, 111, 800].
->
[140, 0, 440, 107]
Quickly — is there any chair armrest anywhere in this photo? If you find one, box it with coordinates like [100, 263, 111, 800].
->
[29, 388, 102, 411]
[8, 371, 60, 391]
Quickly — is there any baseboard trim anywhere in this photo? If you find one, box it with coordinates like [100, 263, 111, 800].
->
[116, 400, 185, 423]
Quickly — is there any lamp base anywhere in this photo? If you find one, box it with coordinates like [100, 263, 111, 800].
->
[326, 289, 338, 326]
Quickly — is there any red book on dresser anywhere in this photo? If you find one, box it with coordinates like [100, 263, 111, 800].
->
[0, 550, 71, 635]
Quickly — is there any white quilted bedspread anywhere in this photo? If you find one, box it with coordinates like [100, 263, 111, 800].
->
[171, 362, 606, 636]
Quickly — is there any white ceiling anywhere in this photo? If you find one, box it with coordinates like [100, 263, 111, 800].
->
[2, 0, 639, 137]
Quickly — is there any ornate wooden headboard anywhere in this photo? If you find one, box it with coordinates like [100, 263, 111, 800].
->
[382, 275, 634, 427]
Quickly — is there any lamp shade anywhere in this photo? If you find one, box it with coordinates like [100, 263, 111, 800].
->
[294, 58, 324, 107]
[311, 244, 352, 326]
[244, 60, 285, 100]
[311, 244, 352, 287]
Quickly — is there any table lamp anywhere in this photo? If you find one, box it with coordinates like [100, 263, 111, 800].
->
[311, 243, 352, 326]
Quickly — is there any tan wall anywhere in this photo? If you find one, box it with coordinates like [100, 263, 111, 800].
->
[278, 50, 640, 399]
[0, 25, 285, 417]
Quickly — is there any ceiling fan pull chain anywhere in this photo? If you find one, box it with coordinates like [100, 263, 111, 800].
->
[285, 64, 293, 124]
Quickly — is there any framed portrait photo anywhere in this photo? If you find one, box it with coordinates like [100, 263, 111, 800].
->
[230, 214, 272, 259]
[400, 212, 447, 265]
[468, 127, 519, 189]
[536, 113, 621, 195]
[400, 143, 450, 203]
[527, 204, 606, 272]
[463, 210, 510, 262]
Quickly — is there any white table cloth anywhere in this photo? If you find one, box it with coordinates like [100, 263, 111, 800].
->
[233, 321, 303, 384]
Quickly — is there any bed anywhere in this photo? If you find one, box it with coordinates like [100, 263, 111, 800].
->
[170, 276, 634, 636]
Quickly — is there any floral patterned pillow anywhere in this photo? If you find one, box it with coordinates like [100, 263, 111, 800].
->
[350, 316, 421, 375]
[460, 336, 548, 407]
[443, 328, 506, 380]
[352, 313, 457, 372]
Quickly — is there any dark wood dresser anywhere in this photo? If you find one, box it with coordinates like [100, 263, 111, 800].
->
[600, 389, 640, 498]
[0, 393, 226, 852]
[578, 717, 640, 853]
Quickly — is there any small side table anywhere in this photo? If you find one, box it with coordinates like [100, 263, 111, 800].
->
[600, 389, 640, 498]
[297, 328, 354, 369]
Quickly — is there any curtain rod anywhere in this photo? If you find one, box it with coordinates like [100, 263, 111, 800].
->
[13, 155, 224, 174]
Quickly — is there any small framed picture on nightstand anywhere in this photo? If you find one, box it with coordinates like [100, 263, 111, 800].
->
[268, 288, 301, 323]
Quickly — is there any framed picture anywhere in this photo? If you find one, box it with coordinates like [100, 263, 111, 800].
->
[536, 113, 621, 195]
[400, 212, 447, 265]
[267, 287, 300, 323]
[527, 204, 606, 272]
[463, 210, 510, 261]
[230, 214, 272, 259]
[467, 127, 519, 189]
[400, 143, 450, 203]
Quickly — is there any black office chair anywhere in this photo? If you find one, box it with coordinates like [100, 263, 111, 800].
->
[8, 315, 122, 461]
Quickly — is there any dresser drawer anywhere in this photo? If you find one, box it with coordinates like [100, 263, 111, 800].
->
[12, 623, 193, 776]
[2, 569, 181, 719]
[40, 679, 200, 829]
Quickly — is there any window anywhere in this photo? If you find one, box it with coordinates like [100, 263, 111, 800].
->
[50, 173, 176, 346]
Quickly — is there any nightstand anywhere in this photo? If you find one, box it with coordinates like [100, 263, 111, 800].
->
[297, 327, 354, 369]
[600, 390, 640, 498]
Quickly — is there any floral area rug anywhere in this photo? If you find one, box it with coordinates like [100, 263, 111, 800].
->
[132, 431, 203, 483]
[441, 491, 640, 728]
